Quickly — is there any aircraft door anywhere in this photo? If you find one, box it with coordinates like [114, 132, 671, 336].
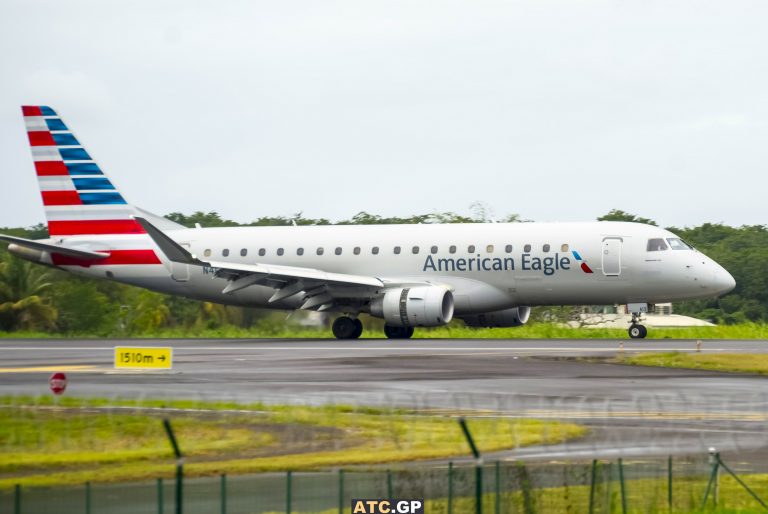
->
[601, 237, 622, 276]
[170, 243, 190, 282]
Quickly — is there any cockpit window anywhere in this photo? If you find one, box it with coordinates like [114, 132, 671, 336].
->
[647, 238, 668, 251]
[666, 237, 692, 250]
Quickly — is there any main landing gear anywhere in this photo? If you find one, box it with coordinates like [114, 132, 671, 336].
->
[332, 316, 363, 339]
[384, 325, 414, 339]
[628, 312, 648, 339]
[331, 317, 416, 340]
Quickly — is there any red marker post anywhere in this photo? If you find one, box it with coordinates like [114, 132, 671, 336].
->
[49, 372, 67, 395]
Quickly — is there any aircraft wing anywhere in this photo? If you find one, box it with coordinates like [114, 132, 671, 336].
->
[134, 217, 386, 310]
[0, 234, 109, 260]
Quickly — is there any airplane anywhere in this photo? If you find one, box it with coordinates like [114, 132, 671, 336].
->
[1, 106, 736, 340]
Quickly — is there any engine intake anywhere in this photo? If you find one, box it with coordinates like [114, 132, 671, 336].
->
[461, 306, 531, 328]
[370, 286, 454, 327]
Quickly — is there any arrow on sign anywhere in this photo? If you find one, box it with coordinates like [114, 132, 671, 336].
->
[158, 355, 166, 361]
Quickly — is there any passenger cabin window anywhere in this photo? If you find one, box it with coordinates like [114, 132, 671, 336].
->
[317, 247, 324, 255]
[412, 246, 420, 254]
[394, 246, 401, 255]
[222, 249, 230, 257]
[297, 248, 304, 256]
[561, 244, 569, 252]
[666, 238, 692, 250]
[258, 248, 266, 257]
[431, 246, 438, 254]
[353, 247, 361, 255]
[372, 246, 379, 255]
[505, 245, 513, 253]
[647, 238, 668, 251]
[543, 244, 550, 253]
[449, 245, 457, 254]
[277, 248, 284, 256]
[524, 244, 531, 252]
[204, 249, 211, 257]
[240, 249, 247, 257]
[335, 247, 342, 255]
[486, 245, 494, 253]
[468, 245, 476, 253]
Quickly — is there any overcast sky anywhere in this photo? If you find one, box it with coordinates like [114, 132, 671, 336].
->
[1, 0, 766, 229]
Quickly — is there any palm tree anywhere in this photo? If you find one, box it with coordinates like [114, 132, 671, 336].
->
[0, 253, 57, 331]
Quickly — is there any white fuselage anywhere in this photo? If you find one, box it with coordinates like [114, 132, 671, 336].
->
[51, 221, 735, 316]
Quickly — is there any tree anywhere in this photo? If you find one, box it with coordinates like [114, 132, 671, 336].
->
[597, 209, 657, 226]
[0, 254, 57, 331]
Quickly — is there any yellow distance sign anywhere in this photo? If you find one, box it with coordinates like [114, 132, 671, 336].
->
[114, 346, 173, 369]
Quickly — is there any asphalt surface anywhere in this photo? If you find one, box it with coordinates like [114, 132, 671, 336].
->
[2, 338, 768, 463]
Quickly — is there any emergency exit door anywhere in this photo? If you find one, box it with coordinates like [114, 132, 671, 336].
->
[601, 237, 622, 276]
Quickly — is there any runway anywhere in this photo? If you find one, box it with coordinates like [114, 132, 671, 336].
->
[2, 338, 768, 463]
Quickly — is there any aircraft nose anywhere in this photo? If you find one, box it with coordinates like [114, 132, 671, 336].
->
[711, 264, 736, 296]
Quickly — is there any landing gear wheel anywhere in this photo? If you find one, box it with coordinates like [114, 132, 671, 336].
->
[384, 325, 415, 339]
[351, 318, 363, 339]
[628, 324, 647, 339]
[332, 317, 361, 339]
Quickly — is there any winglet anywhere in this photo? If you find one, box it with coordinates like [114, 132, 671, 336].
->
[133, 217, 205, 265]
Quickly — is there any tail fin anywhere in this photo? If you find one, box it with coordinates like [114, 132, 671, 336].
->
[21, 105, 145, 237]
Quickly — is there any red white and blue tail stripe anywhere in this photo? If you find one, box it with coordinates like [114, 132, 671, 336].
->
[22, 106, 145, 236]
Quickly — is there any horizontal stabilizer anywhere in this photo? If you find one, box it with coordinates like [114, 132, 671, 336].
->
[0, 234, 108, 260]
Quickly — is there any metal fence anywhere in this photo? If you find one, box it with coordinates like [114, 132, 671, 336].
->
[3, 455, 768, 514]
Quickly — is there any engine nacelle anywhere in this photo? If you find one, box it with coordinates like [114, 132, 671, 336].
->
[370, 286, 454, 327]
[461, 306, 531, 328]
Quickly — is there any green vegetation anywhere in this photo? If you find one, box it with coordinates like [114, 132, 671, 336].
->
[1, 209, 766, 337]
[2, 322, 767, 339]
[620, 352, 768, 375]
[0, 396, 586, 488]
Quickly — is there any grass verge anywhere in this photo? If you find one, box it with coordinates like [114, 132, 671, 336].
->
[0, 397, 586, 489]
[1, 322, 767, 339]
[619, 352, 768, 375]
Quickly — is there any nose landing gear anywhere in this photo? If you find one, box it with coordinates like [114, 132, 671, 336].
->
[628, 323, 647, 339]
[628, 311, 647, 339]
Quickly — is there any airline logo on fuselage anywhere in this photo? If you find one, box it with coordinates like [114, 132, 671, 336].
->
[423, 250, 593, 275]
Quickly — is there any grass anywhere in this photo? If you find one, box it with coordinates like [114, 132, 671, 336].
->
[620, 352, 768, 375]
[1, 322, 767, 339]
[0, 396, 586, 489]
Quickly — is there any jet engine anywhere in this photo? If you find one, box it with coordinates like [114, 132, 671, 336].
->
[370, 286, 454, 327]
[461, 306, 531, 328]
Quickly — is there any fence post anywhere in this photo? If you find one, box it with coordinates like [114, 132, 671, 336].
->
[618, 458, 627, 514]
[701, 449, 720, 509]
[14, 484, 20, 514]
[495, 461, 500, 514]
[458, 418, 483, 514]
[158, 478, 164, 514]
[387, 469, 393, 499]
[667, 456, 673, 511]
[338, 469, 345, 514]
[448, 462, 453, 514]
[221, 474, 227, 514]
[286, 471, 292, 514]
[716, 454, 768, 510]
[163, 419, 184, 514]
[85, 481, 91, 514]
[588, 460, 597, 514]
